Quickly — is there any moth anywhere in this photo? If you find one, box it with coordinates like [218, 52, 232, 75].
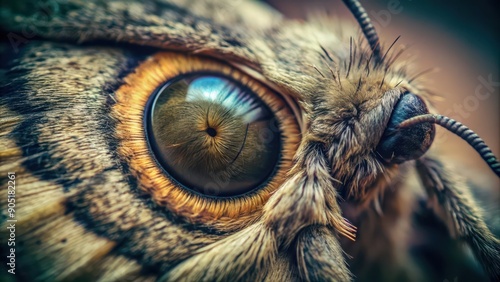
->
[0, 0, 498, 281]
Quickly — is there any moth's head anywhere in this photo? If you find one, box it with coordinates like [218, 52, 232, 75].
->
[316, 0, 499, 198]
[305, 54, 435, 197]
[318, 73, 436, 164]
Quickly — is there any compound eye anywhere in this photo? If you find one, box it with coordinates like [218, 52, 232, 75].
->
[376, 92, 435, 164]
[115, 52, 300, 220]
[146, 74, 281, 197]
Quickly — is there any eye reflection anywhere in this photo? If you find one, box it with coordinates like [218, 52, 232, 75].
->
[146, 74, 281, 197]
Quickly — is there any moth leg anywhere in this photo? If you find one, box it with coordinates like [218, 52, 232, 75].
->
[295, 226, 352, 282]
[263, 141, 355, 281]
[416, 156, 500, 281]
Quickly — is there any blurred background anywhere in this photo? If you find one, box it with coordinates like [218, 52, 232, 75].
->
[266, 0, 500, 195]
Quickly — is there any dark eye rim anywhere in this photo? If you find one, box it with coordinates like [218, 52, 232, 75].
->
[143, 71, 284, 199]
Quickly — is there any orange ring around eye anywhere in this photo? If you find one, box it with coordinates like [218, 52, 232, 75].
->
[113, 52, 300, 229]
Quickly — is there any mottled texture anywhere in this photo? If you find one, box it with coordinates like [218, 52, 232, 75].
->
[0, 0, 498, 281]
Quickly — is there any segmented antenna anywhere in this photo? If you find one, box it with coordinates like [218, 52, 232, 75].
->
[398, 114, 500, 177]
[342, 0, 382, 63]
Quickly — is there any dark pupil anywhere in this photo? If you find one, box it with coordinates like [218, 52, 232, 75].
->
[206, 127, 217, 137]
[146, 74, 281, 197]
